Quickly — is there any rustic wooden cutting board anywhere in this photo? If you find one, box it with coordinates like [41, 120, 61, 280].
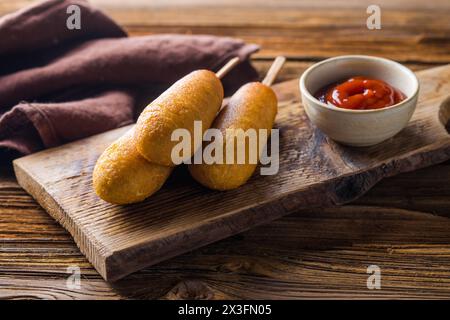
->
[13, 64, 450, 282]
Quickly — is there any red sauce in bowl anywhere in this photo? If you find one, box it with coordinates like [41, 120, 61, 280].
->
[314, 76, 406, 110]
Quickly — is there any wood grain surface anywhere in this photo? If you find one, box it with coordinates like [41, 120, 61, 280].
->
[1, 0, 450, 299]
[12, 64, 450, 282]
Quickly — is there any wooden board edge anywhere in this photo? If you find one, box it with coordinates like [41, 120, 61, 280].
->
[104, 141, 450, 281]
[12, 159, 109, 280]
[104, 201, 298, 282]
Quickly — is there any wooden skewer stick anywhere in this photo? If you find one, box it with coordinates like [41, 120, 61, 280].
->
[216, 57, 240, 79]
[262, 56, 286, 86]
[218, 56, 286, 112]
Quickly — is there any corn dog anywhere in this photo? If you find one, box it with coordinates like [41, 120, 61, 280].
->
[188, 57, 285, 190]
[93, 129, 173, 204]
[134, 70, 224, 166]
[93, 58, 240, 204]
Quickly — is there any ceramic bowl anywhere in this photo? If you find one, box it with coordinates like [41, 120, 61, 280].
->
[299, 55, 419, 146]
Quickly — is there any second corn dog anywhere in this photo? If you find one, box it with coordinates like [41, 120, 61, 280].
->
[188, 82, 277, 190]
[188, 57, 285, 190]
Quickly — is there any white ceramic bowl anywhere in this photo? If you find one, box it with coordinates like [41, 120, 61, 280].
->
[299, 55, 419, 146]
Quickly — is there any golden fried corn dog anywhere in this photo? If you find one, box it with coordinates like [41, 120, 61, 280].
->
[188, 57, 285, 190]
[134, 70, 224, 166]
[93, 129, 172, 204]
[188, 82, 278, 190]
[93, 58, 240, 204]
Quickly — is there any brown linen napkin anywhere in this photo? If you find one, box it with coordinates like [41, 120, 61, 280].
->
[0, 0, 259, 160]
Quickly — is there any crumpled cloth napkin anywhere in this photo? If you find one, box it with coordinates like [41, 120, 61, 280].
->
[0, 0, 259, 160]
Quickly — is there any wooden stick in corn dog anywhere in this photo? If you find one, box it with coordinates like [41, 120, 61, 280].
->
[188, 56, 286, 190]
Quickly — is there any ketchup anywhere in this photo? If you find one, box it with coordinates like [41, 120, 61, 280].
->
[315, 76, 406, 110]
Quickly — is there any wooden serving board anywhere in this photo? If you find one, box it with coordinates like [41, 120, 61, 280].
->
[13, 65, 450, 282]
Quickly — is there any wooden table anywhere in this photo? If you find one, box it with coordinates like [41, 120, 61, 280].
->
[1, 0, 450, 299]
